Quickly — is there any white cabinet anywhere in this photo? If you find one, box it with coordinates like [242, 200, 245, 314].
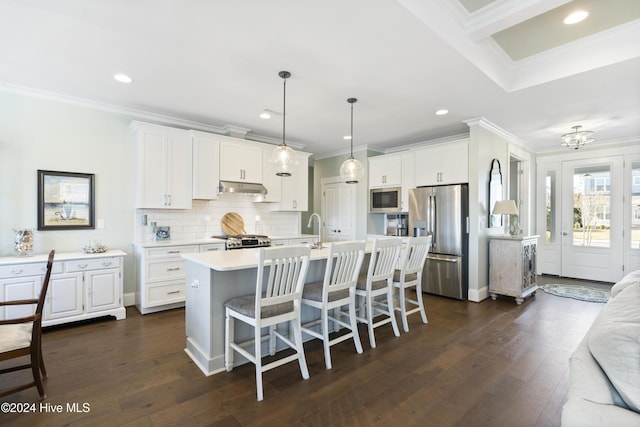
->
[270, 237, 314, 247]
[278, 152, 310, 211]
[261, 147, 282, 203]
[369, 155, 402, 188]
[0, 251, 126, 327]
[263, 150, 310, 211]
[134, 243, 221, 314]
[132, 121, 193, 209]
[414, 140, 468, 186]
[192, 130, 220, 200]
[219, 138, 263, 183]
[489, 235, 539, 305]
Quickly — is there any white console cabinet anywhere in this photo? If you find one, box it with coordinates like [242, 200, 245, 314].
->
[0, 251, 126, 327]
[489, 235, 539, 305]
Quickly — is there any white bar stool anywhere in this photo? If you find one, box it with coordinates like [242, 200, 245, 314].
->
[393, 236, 432, 332]
[301, 241, 365, 370]
[224, 245, 311, 401]
[355, 237, 402, 348]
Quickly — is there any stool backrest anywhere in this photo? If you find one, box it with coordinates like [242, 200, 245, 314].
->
[367, 238, 402, 284]
[400, 236, 432, 276]
[322, 241, 365, 300]
[256, 245, 311, 311]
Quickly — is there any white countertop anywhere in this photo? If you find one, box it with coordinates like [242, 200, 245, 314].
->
[132, 234, 317, 248]
[489, 234, 539, 241]
[0, 249, 127, 266]
[182, 241, 373, 272]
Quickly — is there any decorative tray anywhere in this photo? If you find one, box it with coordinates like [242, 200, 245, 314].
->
[83, 245, 109, 254]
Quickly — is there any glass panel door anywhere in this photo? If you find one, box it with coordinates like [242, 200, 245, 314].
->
[561, 157, 623, 282]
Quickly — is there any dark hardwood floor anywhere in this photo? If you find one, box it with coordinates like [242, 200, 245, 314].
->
[1, 276, 610, 427]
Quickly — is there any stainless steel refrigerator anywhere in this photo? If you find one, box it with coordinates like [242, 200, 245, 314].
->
[408, 184, 468, 300]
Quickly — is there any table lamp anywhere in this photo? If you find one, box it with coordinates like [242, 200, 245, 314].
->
[492, 200, 520, 235]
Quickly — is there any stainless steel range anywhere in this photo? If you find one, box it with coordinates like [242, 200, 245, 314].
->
[211, 234, 271, 250]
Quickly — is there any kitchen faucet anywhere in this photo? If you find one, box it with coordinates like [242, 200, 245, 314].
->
[307, 213, 323, 246]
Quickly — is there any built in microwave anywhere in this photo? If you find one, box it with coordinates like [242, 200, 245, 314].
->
[370, 187, 402, 212]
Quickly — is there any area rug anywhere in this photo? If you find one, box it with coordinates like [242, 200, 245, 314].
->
[540, 284, 610, 303]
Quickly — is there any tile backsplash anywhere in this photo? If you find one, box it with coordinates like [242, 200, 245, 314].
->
[134, 195, 301, 242]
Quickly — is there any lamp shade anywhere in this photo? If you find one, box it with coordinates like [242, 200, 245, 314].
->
[492, 200, 518, 216]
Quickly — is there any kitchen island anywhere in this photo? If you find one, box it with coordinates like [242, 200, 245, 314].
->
[182, 243, 371, 376]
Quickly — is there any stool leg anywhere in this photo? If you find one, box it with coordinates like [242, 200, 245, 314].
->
[399, 285, 409, 333]
[366, 293, 376, 348]
[387, 284, 400, 337]
[292, 318, 309, 380]
[416, 282, 428, 324]
[349, 297, 363, 354]
[255, 325, 264, 401]
[322, 309, 332, 369]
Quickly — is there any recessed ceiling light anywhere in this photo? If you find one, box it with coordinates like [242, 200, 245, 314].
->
[435, 109, 449, 116]
[564, 10, 589, 25]
[113, 73, 133, 83]
[343, 135, 352, 140]
[259, 111, 271, 119]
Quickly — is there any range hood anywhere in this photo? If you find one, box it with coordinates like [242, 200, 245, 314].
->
[218, 180, 268, 195]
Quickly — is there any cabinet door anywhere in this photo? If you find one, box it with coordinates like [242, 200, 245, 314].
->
[220, 141, 263, 183]
[85, 269, 121, 313]
[242, 144, 263, 183]
[414, 148, 442, 186]
[369, 156, 402, 187]
[166, 131, 193, 208]
[0, 276, 41, 320]
[137, 128, 168, 208]
[439, 143, 468, 185]
[192, 133, 220, 200]
[261, 147, 282, 202]
[45, 273, 84, 320]
[280, 154, 309, 211]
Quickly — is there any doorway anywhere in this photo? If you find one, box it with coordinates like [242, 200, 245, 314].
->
[321, 178, 356, 242]
[539, 156, 624, 282]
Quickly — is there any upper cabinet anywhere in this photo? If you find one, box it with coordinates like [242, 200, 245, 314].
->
[279, 152, 310, 211]
[132, 121, 193, 209]
[191, 130, 220, 200]
[263, 149, 310, 211]
[413, 140, 468, 187]
[369, 155, 402, 188]
[219, 139, 263, 183]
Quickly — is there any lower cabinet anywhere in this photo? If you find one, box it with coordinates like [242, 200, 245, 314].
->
[0, 251, 126, 327]
[133, 242, 225, 314]
[489, 235, 539, 305]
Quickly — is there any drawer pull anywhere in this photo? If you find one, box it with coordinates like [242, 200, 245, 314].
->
[167, 290, 181, 295]
[205, 248, 219, 251]
[10, 268, 23, 275]
[167, 267, 181, 272]
[167, 250, 180, 254]
[77, 263, 88, 268]
[102, 261, 112, 267]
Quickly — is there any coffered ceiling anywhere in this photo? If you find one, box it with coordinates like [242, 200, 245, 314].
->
[0, 0, 638, 156]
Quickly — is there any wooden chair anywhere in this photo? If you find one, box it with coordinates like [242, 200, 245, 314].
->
[224, 245, 310, 401]
[393, 236, 431, 332]
[0, 250, 55, 401]
[301, 241, 365, 370]
[355, 238, 402, 348]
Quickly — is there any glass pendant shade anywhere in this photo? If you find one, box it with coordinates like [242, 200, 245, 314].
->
[340, 156, 364, 184]
[271, 70, 296, 176]
[271, 143, 297, 177]
[340, 97, 363, 184]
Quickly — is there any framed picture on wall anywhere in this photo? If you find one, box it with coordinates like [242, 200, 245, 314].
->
[37, 170, 95, 230]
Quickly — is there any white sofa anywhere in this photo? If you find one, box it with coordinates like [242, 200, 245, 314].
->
[562, 271, 640, 426]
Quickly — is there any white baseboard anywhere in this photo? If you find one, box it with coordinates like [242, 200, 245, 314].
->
[468, 286, 489, 302]
[123, 292, 135, 307]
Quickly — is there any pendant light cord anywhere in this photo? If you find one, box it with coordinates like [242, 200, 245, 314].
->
[282, 76, 286, 147]
[350, 101, 354, 157]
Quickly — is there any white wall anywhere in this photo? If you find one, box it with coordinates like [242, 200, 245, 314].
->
[0, 90, 303, 297]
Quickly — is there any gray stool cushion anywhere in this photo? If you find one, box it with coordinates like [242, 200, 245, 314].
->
[393, 270, 418, 283]
[356, 273, 388, 291]
[303, 281, 349, 302]
[225, 295, 293, 319]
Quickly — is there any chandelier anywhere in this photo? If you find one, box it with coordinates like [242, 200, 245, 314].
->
[339, 98, 364, 184]
[270, 71, 297, 176]
[561, 125, 594, 150]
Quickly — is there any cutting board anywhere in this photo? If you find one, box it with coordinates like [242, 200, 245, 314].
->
[221, 212, 245, 235]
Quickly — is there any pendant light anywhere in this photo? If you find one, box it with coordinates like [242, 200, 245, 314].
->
[270, 70, 297, 176]
[340, 97, 364, 184]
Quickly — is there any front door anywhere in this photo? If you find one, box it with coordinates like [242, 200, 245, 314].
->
[560, 156, 623, 282]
